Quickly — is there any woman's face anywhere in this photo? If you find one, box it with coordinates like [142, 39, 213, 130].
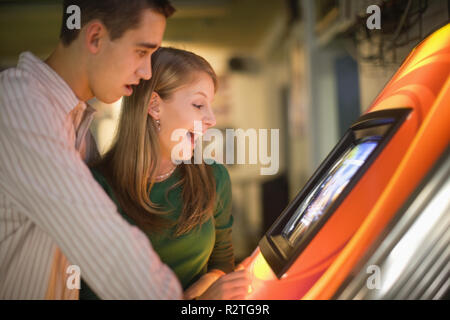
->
[155, 72, 216, 162]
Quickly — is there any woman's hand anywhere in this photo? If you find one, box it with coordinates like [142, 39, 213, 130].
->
[184, 269, 225, 300]
[196, 269, 251, 300]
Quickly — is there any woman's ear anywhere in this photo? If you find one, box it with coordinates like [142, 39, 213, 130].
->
[148, 92, 162, 120]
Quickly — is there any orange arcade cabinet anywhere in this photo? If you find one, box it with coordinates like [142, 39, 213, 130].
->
[241, 24, 450, 300]
[333, 146, 449, 300]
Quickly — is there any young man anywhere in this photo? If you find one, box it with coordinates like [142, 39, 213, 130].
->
[0, 0, 182, 299]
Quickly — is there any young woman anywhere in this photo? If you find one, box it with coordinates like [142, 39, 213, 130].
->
[80, 47, 249, 300]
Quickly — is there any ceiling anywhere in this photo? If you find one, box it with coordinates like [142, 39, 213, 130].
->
[0, 0, 287, 67]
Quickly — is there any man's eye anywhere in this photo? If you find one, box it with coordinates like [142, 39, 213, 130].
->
[138, 50, 147, 57]
[193, 104, 203, 109]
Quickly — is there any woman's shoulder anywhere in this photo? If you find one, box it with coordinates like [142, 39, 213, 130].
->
[90, 167, 108, 185]
[205, 160, 230, 183]
[89, 167, 116, 197]
[204, 160, 231, 199]
[204, 160, 232, 222]
[89, 167, 137, 226]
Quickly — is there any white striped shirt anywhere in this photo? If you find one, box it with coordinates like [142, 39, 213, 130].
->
[0, 52, 183, 299]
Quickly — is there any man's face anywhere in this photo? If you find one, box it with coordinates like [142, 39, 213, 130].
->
[88, 9, 166, 104]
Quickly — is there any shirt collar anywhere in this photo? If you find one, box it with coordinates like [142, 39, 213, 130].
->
[18, 51, 82, 115]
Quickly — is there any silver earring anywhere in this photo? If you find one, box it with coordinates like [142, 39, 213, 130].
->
[156, 119, 160, 132]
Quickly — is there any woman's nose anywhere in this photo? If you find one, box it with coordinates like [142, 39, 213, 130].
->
[203, 108, 216, 129]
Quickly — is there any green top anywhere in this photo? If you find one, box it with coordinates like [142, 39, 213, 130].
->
[79, 161, 234, 299]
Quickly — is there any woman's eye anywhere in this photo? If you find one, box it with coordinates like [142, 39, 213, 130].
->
[193, 104, 203, 109]
[138, 50, 147, 57]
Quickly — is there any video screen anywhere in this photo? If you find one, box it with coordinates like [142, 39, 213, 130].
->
[282, 137, 380, 246]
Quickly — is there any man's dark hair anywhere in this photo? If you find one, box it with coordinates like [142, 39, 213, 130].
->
[60, 0, 175, 46]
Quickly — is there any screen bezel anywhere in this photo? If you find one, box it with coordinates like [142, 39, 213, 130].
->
[259, 108, 412, 278]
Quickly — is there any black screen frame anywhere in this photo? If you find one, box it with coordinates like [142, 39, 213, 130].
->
[259, 108, 412, 278]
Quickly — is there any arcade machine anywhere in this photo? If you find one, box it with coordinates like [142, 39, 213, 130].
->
[241, 24, 450, 300]
[303, 66, 449, 300]
[334, 146, 449, 300]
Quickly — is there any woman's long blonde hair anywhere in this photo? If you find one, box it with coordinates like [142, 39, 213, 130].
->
[93, 47, 218, 236]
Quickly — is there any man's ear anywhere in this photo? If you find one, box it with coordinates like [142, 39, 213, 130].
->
[148, 92, 162, 120]
[84, 20, 107, 54]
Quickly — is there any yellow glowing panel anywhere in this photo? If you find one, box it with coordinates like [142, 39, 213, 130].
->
[251, 252, 276, 281]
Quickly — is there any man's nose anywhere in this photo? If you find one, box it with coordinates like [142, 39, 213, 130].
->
[137, 57, 152, 80]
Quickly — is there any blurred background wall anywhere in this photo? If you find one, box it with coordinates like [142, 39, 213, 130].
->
[1, 0, 448, 262]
